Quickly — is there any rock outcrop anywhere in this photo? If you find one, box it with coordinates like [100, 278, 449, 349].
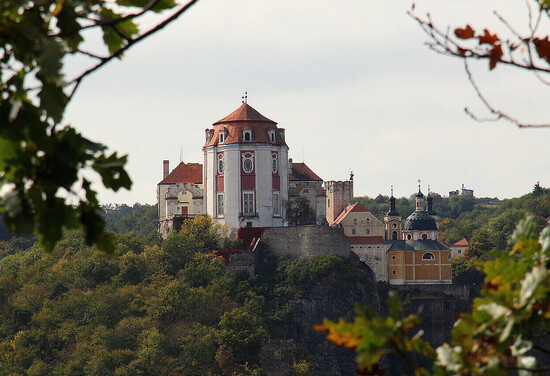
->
[283, 256, 380, 376]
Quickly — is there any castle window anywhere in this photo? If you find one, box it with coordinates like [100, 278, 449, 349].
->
[392, 223, 397, 228]
[366, 229, 371, 235]
[243, 191, 254, 214]
[353, 218, 357, 225]
[219, 131, 225, 143]
[392, 270, 396, 275]
[351, 229, 356, 235]
[392, 231, 398, 240]
[328, 199, 330, 207]
[273, 192, 280, 215]
[243, 157, 253, 173]
[272, 156, 278, 174]
[217, 159, 224, 175]
[243, 130, 252, 141]
[392, 255, 396, 260]
[406, 234, 412, 240]
[422, 252, 435, 260]
[217, 193, 224, 216]
[422, 234, 428, 240]
[366, 218, 370, 221]
[269, 131, 275, 143]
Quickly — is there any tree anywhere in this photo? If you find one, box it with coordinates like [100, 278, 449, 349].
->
[316, 216, 550, 375]
[409, 1, 550, 128]
[0, 0, 199, 252]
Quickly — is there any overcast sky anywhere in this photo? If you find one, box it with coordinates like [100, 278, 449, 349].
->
[64, 0, 550, 205]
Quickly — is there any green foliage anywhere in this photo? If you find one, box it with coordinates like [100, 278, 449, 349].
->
[103, 204, 158, 239]
[320, 216, 550, 375]
[0, 0, 196, 252]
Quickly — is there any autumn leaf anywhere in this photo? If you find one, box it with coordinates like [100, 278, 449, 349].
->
[455, 25, 475, 39]
[478, 29, 499, 45]
[534, 37, 550, 64]
[489, 45, 503, 70]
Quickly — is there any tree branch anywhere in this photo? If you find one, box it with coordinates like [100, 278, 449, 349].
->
[463, 61, 550, 128]
[65, 0, 200, 101]
[50, 0, 163, 37]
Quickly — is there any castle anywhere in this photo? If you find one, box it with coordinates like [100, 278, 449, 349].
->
[157, 102, 452, 285]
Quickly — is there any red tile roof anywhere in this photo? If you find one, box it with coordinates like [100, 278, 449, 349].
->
[289, 163, 322, 182]
[158, 162, 203, 185]
[214, 103, 276, 125]
[332, 202, 370, 226]
[204, 103, 286, 147]
[349, 236, 384, 244]
[451, 238, 469, 247]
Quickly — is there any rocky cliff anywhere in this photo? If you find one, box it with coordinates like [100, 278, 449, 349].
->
[282, 256, 380, 376]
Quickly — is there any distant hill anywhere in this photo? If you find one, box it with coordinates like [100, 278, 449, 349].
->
[102, 203, 158, 237]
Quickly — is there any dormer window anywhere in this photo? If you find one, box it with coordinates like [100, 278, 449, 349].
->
[268, 130, 275, 143]
[219, 130, 226, 143]
[243, 130, 252, 141]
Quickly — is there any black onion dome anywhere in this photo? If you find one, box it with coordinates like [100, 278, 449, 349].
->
[426, 195, 437, 216]
[387, 196, 400, 216]
[403, 211, 438, 231]
[416, 190, 424, 198]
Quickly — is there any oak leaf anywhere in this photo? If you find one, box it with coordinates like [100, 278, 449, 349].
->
[455, 25, 475, 39]
[534, 37, 550, 64]
[489, 44, 503, 70]
[478, 29, 499, 45]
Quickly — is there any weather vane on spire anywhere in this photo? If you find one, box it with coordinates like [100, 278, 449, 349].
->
[241, 91, 248, 104]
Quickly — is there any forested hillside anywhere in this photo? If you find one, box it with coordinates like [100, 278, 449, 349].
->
[356, 183, 550, 251]
[0, 216, 371, 376]
[102, 204, 158, 239]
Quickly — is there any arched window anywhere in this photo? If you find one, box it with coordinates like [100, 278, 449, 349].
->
[422, 252, 435, 260]
[392, 223, 397, 228]
[353, 218, 358, 225]
[406, 234, 412, 240]
[243, 130, 252, 141]
[392, 231, 398, 240]
[421, 233, 428, 240]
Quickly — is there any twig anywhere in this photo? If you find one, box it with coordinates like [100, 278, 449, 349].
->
[49, 0, 162, 37]
[66, 0, 199, 101]
[464, 60, 550, 128]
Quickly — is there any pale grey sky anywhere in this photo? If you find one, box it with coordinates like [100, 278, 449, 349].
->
[64, 0, 550, 204]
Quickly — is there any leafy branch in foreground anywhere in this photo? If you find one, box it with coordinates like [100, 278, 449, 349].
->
[0, 0, 198, 252]
[318, 216, 550, 375]
[409, 1, 550, 128]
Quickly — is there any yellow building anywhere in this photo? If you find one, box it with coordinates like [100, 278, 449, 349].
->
[386, 187, 451, 285]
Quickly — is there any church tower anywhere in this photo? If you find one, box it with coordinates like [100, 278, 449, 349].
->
[203, 100, 289, 229]
[384, 187, 401, 240]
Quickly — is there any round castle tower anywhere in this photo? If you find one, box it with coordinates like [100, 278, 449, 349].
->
[203, 102, 289, 229]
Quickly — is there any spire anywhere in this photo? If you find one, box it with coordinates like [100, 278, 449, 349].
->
[387, 185, 399, 216]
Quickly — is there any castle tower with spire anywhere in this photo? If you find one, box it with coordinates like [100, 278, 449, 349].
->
[384, 186, 402, 240]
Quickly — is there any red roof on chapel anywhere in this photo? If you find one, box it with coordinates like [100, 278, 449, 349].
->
[332, 202, 370, 226]
[451, 238, 469, 247]
[214, 103, 276, 125]
[349, 236, 384, 245]
[289, 163, 322, 182]
[158, 162, 203, 185]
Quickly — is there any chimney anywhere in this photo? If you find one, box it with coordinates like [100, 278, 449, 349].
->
[288, 158, 293, 174]
[163, 160, 169, 179]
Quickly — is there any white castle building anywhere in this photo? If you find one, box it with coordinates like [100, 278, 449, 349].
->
[203, 102, 290, 229]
